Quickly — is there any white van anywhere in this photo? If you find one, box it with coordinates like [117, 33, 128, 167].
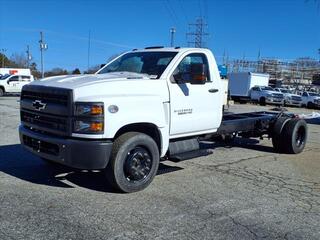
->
[0, 74, 34, 96]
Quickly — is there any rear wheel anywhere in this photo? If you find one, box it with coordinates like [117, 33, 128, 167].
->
[106, 132, 160, 193]
[0, 88, 4, 97]
[282, 119, 307, 154]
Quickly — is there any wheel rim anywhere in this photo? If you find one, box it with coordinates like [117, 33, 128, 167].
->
[295, 126, 306, 147]
[124, 147, 152, 182]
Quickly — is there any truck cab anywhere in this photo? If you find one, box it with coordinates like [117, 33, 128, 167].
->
[19, 47, 224, 192]
[0, 74, 34, 96]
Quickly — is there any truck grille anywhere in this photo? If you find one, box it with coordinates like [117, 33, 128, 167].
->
[272, 93, 283, 98]
[21, 90, 69, 106]
[291, 96, 302, 101]
[23, 135, 59, 156]
[20, 85, 73, 136]
[21, 111, 68, 132]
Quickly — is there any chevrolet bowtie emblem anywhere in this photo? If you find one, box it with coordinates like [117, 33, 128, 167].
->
[32, 100, 47, 111]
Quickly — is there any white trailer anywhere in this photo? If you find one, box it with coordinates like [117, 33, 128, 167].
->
[0, 68, 31, 77]
[228, 72, 269, 102]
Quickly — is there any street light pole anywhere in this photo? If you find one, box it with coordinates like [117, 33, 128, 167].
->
[39, 31, 48, 78]
[170, 27, 176, 47]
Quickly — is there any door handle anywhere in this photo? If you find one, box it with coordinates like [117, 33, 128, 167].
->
[208, 89, 219, 93]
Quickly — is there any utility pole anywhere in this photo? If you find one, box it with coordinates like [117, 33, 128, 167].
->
[26, 45, 32, 68]
[87, 30, 91, 72]
[39, 31, 48, 78]
[170, 27, 176, 47]
[1, 49, 7, 68]
[186, 18, 209, 48]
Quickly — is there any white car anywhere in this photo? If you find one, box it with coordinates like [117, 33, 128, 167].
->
[274, 88, 302, 107]
[0, 74, 34, 96]
[250, 86, 284, 105]
[301, 91, 320, 109]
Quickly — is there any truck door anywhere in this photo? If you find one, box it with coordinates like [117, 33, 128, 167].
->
[6, 75, 20, 92]
[17, 75, 31, 91]
[250, 87, 260, 100]
[168, 52, 222, 137]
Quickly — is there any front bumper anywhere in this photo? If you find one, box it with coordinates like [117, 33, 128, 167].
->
[286, 99, 302, 107]
[19, 125, 112, 169]
[266, 97, 284, 105]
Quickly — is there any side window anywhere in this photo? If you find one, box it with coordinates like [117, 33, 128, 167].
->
[302, 92, 308, 97]
[8, 76, 19, 82]
[172, 53, 210, 83]
[252, 87, 259, 91]
[21, 76, 30, 81]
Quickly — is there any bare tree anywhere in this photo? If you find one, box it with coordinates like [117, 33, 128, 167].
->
[10, 53, 28, 68]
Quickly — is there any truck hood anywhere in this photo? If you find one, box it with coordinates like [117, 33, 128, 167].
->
[265, 90, 283, 96]
[29, 72, 153, 89]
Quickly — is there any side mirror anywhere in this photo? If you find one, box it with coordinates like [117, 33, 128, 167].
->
[190, 63, 206, 85]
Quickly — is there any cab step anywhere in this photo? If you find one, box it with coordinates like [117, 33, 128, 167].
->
[169, 149, 212, 162]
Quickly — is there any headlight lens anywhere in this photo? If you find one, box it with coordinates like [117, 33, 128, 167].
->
[75, 102, 104, 116]
[74, 120, 104, 134]
[73, 102, 104, 134]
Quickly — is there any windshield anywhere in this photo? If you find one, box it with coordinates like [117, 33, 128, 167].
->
[98, 51, 178, 79]
[0, 74, 11, 80]
[280, 89, 290, 93]
[261, 86, 273, 91]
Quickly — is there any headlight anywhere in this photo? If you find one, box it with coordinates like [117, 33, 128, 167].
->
[73, 102, 104, 134]
[75, 102, 104, 116]
[74, 120, 104, 134]
[266, 93, 273, 97]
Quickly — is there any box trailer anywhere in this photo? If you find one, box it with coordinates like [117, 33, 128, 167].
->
[0, 68, 31, 77]
[228, 72, 269, 102]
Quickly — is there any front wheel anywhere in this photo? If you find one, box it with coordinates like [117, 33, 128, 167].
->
[106, 132, 160, 193]
[259, 97, 266, 106]
[307, 102, 314, 109]
[0, 88, 4, 97]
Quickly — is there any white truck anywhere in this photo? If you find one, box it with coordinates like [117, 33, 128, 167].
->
[274, 88, 302, 107]
[19, 47, 308, 192]
[250, 86, 284, 106]
[0, 74, 34, 96]
[228, 72, 269, 102]
[301, 91, 320, 109]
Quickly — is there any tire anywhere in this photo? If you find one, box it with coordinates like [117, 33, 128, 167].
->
[259, 97, 266, 106]
[0, 88, 4, 97]
[106, 132, 160, 193]
[282, 119, 308, 154]
[307, 102, 314, 109]
[272, 117, 290, 153]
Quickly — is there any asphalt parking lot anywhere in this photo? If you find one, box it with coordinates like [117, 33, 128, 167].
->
[0, 97, 319, 240]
